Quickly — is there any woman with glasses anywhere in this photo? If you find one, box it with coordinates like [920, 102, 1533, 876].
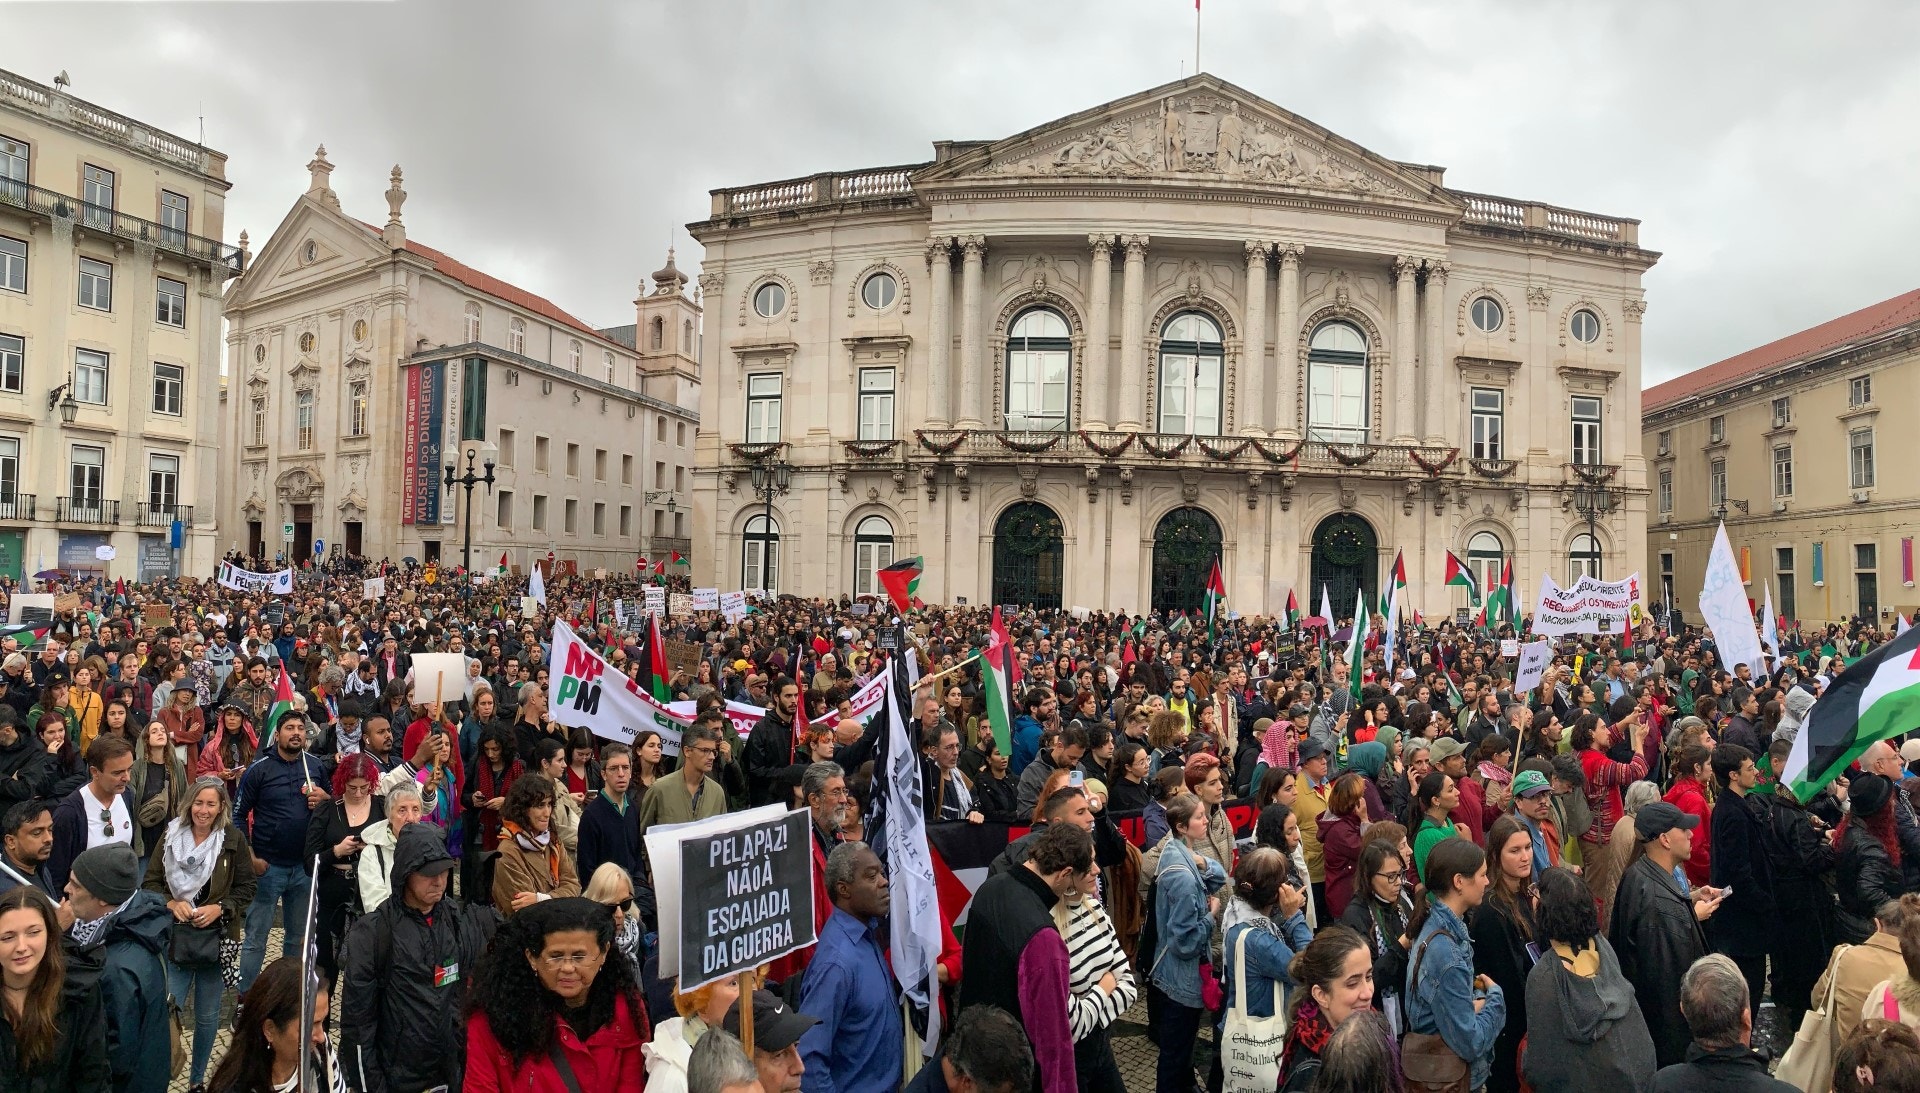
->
[465, 896, 649, 1092]
[142, 776, 255, 1091]
[1339, 838, 1416, 1032]
[305, 753, 384, 979]
[582, 862, 642, 968]
[492, 772, 581, 915]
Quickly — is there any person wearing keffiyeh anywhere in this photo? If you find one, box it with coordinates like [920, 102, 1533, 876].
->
[489, 770, 580, 914]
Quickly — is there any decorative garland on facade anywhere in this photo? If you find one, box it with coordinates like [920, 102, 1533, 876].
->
[1251, 438, 1303, 464]
[996, 432, 1064, 454]
[841, 439, 900, 459]
[1468, 458, 1518, 478]
[1568, 462, 1617, 484]
[727, 442, 785, 461]
[1324, 443, 1377, 466]
[1196, 437, 1251, 461]
[1408, 448, 1460, 476]
[1138, 434, 1193, 458]
[1078, 431, 1136, 459]
[914, 429, 969, 456]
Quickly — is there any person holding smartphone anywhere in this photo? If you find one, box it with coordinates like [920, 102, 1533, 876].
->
[305, 751, 385, 981]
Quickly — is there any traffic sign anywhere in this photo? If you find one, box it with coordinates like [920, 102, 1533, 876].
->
[281, 522, 294, 543]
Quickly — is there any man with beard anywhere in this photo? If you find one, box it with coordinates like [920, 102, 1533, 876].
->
[744, 676, 802, 806]
[0, 799, 60, 902]
[233, 710, 331, 990]
[767, 762, 847, 986]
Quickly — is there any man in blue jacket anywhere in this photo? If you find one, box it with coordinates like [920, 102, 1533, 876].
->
[234, 710, 331, 991]
[64, 843, 172, 1093]
[1010, 687, 1056, 774]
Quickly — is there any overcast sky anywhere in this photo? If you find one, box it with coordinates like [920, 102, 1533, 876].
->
[7, 0, 1916, 386]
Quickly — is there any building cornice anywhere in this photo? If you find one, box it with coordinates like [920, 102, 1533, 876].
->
[405, 341, 697, 422]
[1644, 325, 1920, 427]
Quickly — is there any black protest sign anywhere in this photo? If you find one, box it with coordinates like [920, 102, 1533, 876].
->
[677, 809, 815, 990]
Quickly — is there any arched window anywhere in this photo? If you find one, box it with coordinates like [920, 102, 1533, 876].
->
[568, 340, 582, 372]
[1570, 532, 1602, 583]
[1466, 531, 1503, 605]
[1307, 321, 1369, 444]
[1005, 308, 1070, 432]
[508, 318, 526, 356]
[743, 513, 780, 593]
[852, 515, 894, 598]
[650, 317, 664, 350]
[1157, 312, 1224, 436]
[464, 302, 481, 343]
[603, 351, 615, 384]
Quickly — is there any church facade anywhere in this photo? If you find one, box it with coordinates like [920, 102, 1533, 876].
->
[688, 75, 1657, 617]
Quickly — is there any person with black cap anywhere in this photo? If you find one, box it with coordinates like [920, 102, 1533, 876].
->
[340, 820, 497, 1093]
[62, 842, 173, 1093]
[1290, 736, 1333, 919]
[1609, 800, 1729, 1068]
[723, 988, 819, 1093]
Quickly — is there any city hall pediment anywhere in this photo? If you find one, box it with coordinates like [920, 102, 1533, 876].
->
[917, 74, 1459, 212]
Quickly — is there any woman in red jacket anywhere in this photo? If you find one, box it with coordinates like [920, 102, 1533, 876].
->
[466, 896, 651, 1093]
[1662, 743, 1715, 886]
[1316, 773, 1369, 919]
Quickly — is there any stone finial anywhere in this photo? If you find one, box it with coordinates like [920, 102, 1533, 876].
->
[238, 230, 251, 263]
[651, 246, 688, 296]
[306, 145, 339, 210]
[383, 165, 407, 250]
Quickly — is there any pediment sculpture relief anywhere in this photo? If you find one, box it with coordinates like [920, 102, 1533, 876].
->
[985, 94, 1419, 199]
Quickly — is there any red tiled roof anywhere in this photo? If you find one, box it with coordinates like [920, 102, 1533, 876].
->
[1644, 287, 1920, 413]
[354, 221, 607, 342]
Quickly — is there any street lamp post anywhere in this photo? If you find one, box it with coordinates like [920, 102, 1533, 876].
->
[1570, 461, 1616, 580]
[443, 446, 496, 586]
[747, 459, 792, 593]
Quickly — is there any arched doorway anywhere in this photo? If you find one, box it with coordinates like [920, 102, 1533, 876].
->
[1309, 513, 1378, 622]
[991, 502, 1064, 609]
[1151, 506, 1223, 614]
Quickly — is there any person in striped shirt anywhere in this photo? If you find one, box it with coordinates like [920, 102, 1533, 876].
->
[1052, 857, 1136, 1093]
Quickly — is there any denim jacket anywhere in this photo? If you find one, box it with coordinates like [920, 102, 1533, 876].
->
[1150, 839, 1228, 1008]
[1223, 906, 1313, 1019]
[1405, 899, 1507, 1091]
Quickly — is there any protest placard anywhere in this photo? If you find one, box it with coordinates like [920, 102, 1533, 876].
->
[645, 586, 666, 617]
[669, 593, 693, 617]
[411, 653, 467, 706]
[53, 593, 81, 616]
[7, 594, 53, 625]
[1514, 639, 1553, 693]
[665, 638, 703, 678]
[144, 604, 172, 628]
[719, 591, 747, 623]
[362, 577, 386, 601]
[521, 596, 538, 619]
[644, 806, 815, 991]
[692, 588, 719, 611]
[1500, 639, 1520, 658]
[1530, 572, 1638, 637]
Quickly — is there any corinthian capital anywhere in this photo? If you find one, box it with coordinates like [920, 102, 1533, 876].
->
[1088, 234, 1116, 259]
[925, 237, 953, 267]
[1392, 255, 1421, 280]
[1120, 235, 1150, 259]
[1425, 259, 1451, 283]
[1275, 243, 1303, 268]
[959, 235, 988, 259]
[1243, 240, 1271, 265]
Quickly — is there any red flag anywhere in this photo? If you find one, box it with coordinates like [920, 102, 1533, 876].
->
[644, 611, 671, 702]
[1121, 639, 1137, 666]
[791, 674, 811, 762]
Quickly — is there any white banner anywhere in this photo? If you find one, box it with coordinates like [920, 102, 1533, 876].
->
[1700, 522, 1766, 673]
[1514, 639, 1553, 693]
[692, 588, 719, 611]
[645, 586, 666, 617]
[719, 591, 747, 623]
[1529, 572, 1635, 637]
[362, 577, 385, 601]
[218, 563, 294, 595]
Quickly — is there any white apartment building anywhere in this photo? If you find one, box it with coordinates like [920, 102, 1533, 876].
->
[219, 148, 699, 572]
[0, 68, 241, 580]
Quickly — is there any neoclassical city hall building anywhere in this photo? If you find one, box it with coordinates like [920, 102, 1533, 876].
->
[688, 75, 1656, 616]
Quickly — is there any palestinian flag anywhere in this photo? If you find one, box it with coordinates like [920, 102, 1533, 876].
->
[0, 623, 49, 649]
[1346, 592, 1369, 705]
[1379, 551, 1407, 617]
[1499, 559, 1516, 625]
[980, 606, 1018, 758]
[670, 551, 689, 567]
[639, 612, 671, 702]
[1205, 557, 1227, 642]
[496, 552, 510, 578]
[878, 556, 925, 613]
[1444, 550, 1480, 605]
[267, 663, 296, 733]
[1781, 622, 1920, 802]
[1285, 589, 1301, 629]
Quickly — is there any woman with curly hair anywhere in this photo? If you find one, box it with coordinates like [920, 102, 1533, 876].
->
[465, 897, 649, 1092]
[491, 772, 581, 914]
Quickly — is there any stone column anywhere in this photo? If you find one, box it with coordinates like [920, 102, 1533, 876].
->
[1240, 241, 1269, 436]
[1085, 235, 1114, 432]
[1422, 260, 1450, 445]
[956, 235, 987, 429]
[1391, 255, 1420, 444]
[925, 238, 953, 428]
[1117, 235, 1149, 432]
[1274, 245, 1302, 438]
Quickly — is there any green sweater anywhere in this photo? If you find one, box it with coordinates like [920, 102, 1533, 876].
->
[1412, 814, 1459, 883]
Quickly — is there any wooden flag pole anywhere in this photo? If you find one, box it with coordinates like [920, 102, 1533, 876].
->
[737, 970, 756, 1056]
[914, 652, 982, 690]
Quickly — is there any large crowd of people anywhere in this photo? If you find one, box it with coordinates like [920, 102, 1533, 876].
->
[0, 556, 1913, 1093]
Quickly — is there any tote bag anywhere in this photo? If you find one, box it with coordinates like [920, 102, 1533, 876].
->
[1774, 944, 1852, 1093]
[1220, 927, 1288, 1093]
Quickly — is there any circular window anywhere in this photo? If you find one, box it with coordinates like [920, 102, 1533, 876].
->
[352, 319, 368, 341]
[1470, 296, 1504, 334]
[861, 272, 897, 311]
[1570, 309, 1601, 344]
[298, 332, 316, 354]
[303, 241, 318, 263]
[253, 344, 266, 363]
[752, 282, 786, 318]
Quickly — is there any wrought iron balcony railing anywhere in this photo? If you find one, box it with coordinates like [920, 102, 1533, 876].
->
[56, 497, 118, 525]
[137, 502, 192, 528]
[0, 177, 244, 277]
[0, 492, 34, 521]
